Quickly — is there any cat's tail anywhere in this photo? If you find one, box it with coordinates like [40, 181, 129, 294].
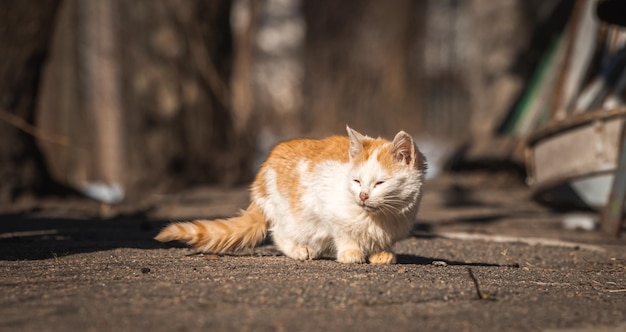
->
[154, 203, 269, 253]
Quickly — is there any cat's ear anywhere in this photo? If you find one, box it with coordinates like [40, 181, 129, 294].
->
[346, 125, 365, 160]
[391, 130, 416, 167]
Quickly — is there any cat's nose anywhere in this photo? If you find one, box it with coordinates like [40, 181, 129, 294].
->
[359, 192, 369, 202]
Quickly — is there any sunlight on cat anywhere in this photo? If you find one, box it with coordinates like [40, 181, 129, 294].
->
[156, 125, 427, 264]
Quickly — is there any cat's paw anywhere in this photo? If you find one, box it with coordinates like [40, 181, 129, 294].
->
[282, 243, 318, 261]
[274, 236, 318, 261]
[337, 249, 366, 264]
[368, 251, 396, 265]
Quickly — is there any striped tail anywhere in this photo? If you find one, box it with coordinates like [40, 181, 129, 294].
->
[155, 203, 268, 253]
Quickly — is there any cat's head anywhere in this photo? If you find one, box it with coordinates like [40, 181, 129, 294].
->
[346, 125, 426, 214]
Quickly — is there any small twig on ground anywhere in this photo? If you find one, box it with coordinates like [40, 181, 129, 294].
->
[50, 251, 69, 261]
[531, 281, 571, 286]
[467, 268, 497, 301]
[607, 289, 626, 293]
[468, 268, 483, 299]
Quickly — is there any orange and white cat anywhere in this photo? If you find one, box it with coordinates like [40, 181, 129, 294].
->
[156, 126, 426, 264]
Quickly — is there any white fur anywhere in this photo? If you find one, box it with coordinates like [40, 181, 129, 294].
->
[252, 136, 426, 263]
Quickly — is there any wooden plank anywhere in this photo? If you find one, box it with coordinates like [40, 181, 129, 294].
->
[601, 119, 626, 237]
[527, 107, 626, 146]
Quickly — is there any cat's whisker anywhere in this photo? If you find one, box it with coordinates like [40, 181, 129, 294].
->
[377, 204, 400, 219]
[380, 202, 404, 212]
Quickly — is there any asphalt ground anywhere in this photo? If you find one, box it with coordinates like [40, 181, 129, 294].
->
[1, 173, 625, 331]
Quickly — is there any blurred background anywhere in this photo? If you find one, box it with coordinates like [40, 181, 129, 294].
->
[1, 0, 625, 215]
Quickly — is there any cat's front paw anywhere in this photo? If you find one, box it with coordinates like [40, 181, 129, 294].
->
[283, 244, 318, 261]
[368, 251, 396, 264]
[337, 249, 366, 264]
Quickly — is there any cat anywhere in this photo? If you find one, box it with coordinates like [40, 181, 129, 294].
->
[155, 125, 426, 264]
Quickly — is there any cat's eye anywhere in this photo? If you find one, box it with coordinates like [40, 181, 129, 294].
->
[353, 179, 361, 185]
[374, 181, 385, 187]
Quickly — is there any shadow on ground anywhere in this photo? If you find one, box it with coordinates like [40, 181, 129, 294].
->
[395, 254, 515, 267]
[0, 212, 516, 270]
[0, 213, 176, 261]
